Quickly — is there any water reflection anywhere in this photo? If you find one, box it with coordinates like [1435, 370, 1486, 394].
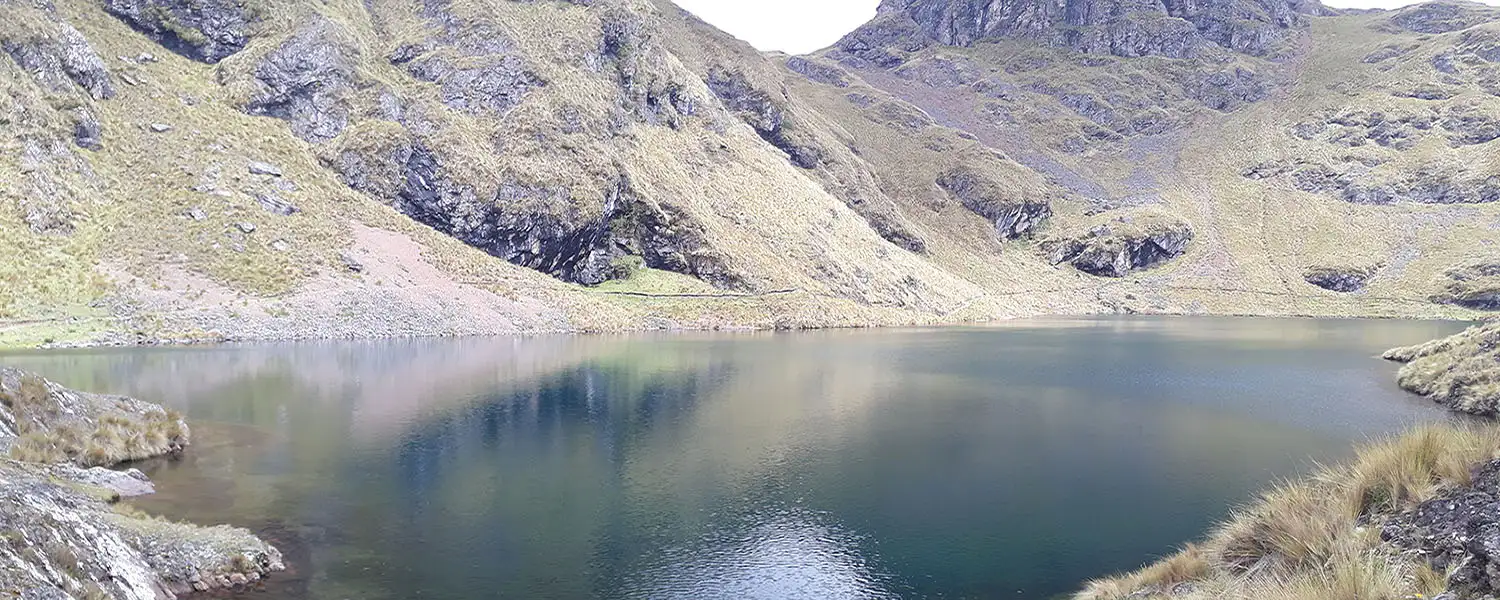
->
[625, 508, 898, 600]
[0, 317, 1471, 599]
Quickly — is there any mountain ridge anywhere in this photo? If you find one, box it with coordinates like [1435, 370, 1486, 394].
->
[0, 0, 1496, 347]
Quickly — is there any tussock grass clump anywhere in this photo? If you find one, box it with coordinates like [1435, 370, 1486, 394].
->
[2, 374, 53, 414]
[2, 368, 190, 467]
[1076, 424, 1500, 600]
[1384, 322, 1500, 415]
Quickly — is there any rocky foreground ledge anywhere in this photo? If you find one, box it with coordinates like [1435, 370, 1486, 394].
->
[1078, 425, 1500, 600]
[0, 368, 283, 599]
[1075, 325, 1500, 600]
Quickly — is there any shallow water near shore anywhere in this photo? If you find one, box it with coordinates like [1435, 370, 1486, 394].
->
[0, 317, 1472, 599]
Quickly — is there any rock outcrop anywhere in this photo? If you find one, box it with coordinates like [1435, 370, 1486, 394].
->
[0, 369, 284, 600]
[936, 167, 1052, 238]
[1384, 322, 1500, 415]
[1387, 0, 1500, 34]
[102, 0, 254, 63]
[242, 17, 360, 143]
[1304, 265, 1380, 292]
[1431, 263, 1500, 310]
[1383, 457, 1500, 597]
[1043, 212, 1193, 277]
[0, 11, 114, 101]
[0, 368, 188, 466]
[1243, 159, 1500, 205]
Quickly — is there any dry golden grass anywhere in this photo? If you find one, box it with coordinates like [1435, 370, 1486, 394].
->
[1385, 322, 1500, 415]
[5, 369, 189, 466]
[1, 0, 1496, 350]
[1077, 423, 1500, 600]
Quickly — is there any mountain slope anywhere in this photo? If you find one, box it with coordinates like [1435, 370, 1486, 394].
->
[813, 0, 1500, 317]
[0, 0, 1496, 347]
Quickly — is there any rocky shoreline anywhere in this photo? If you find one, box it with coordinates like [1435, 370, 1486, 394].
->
[1077, 324, 1500, 599]
[1384, 321, 1500, 416]
[0, 368, 283, 599]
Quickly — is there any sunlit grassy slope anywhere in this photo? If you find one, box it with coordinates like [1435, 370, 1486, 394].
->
[0, 0, 1495, 347]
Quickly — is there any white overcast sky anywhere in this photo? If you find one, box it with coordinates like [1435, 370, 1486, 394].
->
[673, 0, 1500, 54]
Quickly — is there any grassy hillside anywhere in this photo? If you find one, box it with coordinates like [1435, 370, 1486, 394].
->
[815, 0, 1500, 319]
[0, 0, 1495, 348]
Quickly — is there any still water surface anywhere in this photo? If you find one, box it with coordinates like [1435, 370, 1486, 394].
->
[0, 317, 1472, 599]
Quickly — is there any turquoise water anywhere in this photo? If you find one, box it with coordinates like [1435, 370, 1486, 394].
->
[0, 317, 1469, 599]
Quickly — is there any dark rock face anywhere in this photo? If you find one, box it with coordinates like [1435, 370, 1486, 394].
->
[703, 67, 928, 253]
[245, 18, 359, 142]
[102, 0, 253, 63]
[706, 68, 823, 169]
[331, 142, 746, 289]
[839, 0, 1327, 63]
[1244, 159, 1500, 205]
[600, 7, 699, 128]
[936, 168, 1052, 238]
[1383, 460, 1500, 597]
[397, 48, 544, 118]
[1, 20, 115, 101]
[1044, 216, 1194, 277]
[1304, 265, 1378, 292]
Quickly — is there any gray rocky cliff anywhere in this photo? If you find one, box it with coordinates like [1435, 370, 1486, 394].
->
[1304, 265, 1381, 292]
[841, 0, 1333, 64]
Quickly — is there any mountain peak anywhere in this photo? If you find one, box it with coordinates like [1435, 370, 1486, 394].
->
[837, 0, 1333, 65]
